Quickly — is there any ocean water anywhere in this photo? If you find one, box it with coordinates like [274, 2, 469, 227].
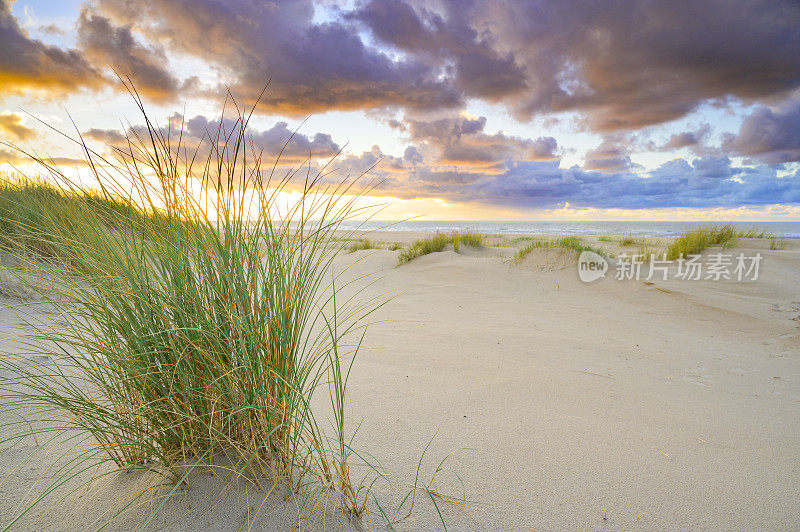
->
[341, 220, 800, 238]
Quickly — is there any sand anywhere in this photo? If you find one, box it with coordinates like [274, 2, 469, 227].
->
[1, 234, 799, 530]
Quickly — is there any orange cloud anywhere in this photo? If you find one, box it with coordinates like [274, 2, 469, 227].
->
[0, 1, 103, 96]
[0, 112, 36, 141]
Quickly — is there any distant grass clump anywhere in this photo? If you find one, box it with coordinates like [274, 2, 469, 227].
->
[665, 224, 771, 259]
[618, 235, 647, 247]
[515, 236, 609, 261]
[598, 235, 649, 247]
[347, 238, 375, 252]
[0, 87, 381, 527]
[769, 237, 787, 250]
[388, 241, 403, 251]
[398, 231, 483, 263]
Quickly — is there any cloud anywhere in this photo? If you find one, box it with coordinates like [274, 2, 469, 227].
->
[583, 135, 635, 172]
[83, 127, 126, 144]
[722, 99, 800, 163]
[87, 0, 461, 114]
[398, 113, 558, 174]
[76, 9, 188, 102]
[0, 0, 102, 95]
[84, 115, 340, 166]
[471, 0, 800, 129]
[0, 112, 36, 141]
[470, 156, 800, 210]
[659, 124, 712, 152]
[352, 0, 528, 102]
[0, 147, 89, 167]
[337, 135, 800, 210]
[7, 0, 800, 134]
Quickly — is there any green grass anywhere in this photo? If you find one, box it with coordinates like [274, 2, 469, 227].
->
[598, 235, 648, 247]
[0, 176, 172, 266]
[0, 86, 383, 527]
[665, 224, 771, 259]
[618, 235, 647, 247]
[388, 242, 403, 251]
[398, 231, 483, 263]
[347, 238, 375, 252]
[515, 236, 609, 261]
[769, 237, 787, 250]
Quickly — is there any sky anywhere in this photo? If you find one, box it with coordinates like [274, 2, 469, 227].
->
[1, 0, 800, 220]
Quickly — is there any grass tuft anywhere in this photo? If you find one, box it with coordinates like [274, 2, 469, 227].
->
[347, 238, 375, 252]
[398, 231, 483, 264]
[515, 236, 609, 261]
[769, 237, 787, 250]
[665, 224, 771, 259]
[0, 85, 383, 527]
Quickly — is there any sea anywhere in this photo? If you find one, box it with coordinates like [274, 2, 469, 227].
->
[339, 220, 800, 238]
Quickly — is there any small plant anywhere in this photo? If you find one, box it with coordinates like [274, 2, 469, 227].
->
[665, 224, 770, 259]
[618, 235, 647, 247]
[738, 228, 768, 238]
[769, 237, 787, 250]
[598, 235, 647, 246]
[348, 238, 375, 252]
[515, 236, 609, 261]
[388, 242, 403, 251]
[399, 231, 483, 264]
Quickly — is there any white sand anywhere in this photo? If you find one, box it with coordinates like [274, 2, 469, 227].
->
[2, 234, 799, 530]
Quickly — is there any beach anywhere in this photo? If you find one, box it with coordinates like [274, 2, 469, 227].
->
[2, 233, 798, 530]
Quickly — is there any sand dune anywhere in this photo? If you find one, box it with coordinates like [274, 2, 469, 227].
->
[2, 235, 799, 530]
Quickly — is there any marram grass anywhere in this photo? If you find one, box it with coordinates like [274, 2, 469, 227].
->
[0, 87, 390, 528]
[665, 224, 771, 260]
[515, 236, 608, 261]
[398, 231, 483, 263]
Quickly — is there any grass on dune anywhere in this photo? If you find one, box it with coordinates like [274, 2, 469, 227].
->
[769, 237, 787, 250]
[346, 239, 405, 252]
[347, 238, 375, 252]
[515, 236, 609, 261]
[0, 85, 389, 527]
[0, 176, 172, 265]
[665, 224, 771, 259]
[398, 231, 483, 263]
[598, 235, 648, 247]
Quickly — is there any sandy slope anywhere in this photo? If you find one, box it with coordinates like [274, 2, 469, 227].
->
[1, 235, 799, 530]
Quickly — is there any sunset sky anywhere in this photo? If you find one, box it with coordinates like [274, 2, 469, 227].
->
[1, 0, 800, 220]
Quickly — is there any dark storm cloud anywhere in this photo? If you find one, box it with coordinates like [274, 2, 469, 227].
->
[723, 100, 800, 164]
[0, 0, 102, 95]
